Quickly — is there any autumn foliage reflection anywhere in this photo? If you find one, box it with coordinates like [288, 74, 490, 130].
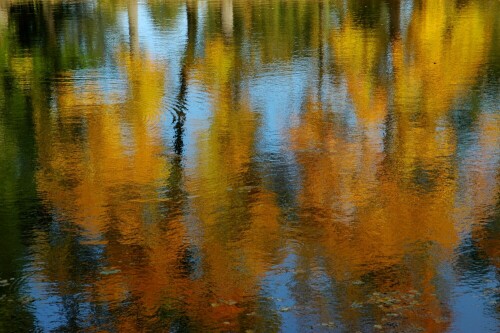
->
[0, 0, 495, 331]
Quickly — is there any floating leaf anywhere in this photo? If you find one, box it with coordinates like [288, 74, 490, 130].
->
[351, 301, 363, 309]
[100, 269, 121, 275]
[321, 321, 335, 327]
[223, 299, 237, 306]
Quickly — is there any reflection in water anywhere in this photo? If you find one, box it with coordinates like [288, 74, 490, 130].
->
[0, 0, 499, 332]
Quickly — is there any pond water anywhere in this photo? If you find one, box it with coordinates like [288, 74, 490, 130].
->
[0, 0, 499, 332]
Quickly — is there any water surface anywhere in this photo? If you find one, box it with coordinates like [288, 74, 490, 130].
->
[0, 0, 499, 332]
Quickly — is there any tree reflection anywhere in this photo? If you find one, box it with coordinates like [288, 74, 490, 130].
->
[0, 0, 498, 331]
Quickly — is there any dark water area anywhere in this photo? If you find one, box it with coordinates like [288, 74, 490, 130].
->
[0, 0, 499, 332]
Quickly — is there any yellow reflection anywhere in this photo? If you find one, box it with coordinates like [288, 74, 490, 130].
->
[33, 45, 170, 329]
[187, 36, 282, 329]
[393, 0, 494, 117]
[330, 16, 388, 125]
[12, 0, 498, 331]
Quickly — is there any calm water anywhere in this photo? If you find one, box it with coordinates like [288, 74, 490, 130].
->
[0, 0, 499, 332]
